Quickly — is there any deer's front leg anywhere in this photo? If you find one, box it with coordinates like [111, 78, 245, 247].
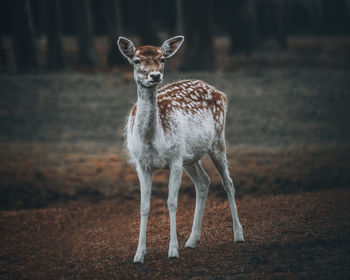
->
[134, 164, 152, 264]
[167, 160, 183, 259]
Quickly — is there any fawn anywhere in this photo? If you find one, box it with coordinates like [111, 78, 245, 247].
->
[117, 35, 244, 263]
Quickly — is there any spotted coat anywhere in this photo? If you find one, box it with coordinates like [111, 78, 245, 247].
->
[130, 79, 227, 135]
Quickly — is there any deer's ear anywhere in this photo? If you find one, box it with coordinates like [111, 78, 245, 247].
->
[117, 37, 135, 63]
[161, 36, 184, 59]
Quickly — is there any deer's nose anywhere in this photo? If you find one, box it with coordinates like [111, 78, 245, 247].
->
[150, 72, 161, 81]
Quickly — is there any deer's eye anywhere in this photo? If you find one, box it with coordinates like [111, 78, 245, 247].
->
[160, 57, 166, 63]
[133, 59, 141, 65]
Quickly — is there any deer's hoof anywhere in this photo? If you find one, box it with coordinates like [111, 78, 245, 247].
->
[168, 247, 179, 259]
[134, 249, 146, 264]
[185, 236, 200, 248]
[234, 228, 245, 243]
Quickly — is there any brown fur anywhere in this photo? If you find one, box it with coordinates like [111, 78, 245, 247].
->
[129, 79, 227, 135]
[134, 46, 164, 76]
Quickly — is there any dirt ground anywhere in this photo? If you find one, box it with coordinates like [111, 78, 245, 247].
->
[1, 188, 349, 279]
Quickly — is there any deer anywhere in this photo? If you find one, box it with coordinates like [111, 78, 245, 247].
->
[117, 35, 244, 263]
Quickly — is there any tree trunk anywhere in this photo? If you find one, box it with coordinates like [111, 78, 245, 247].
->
[180, 0, 215, 71]
[103, 0, 125, 66]
[257, 0, 287, 50]
[273, 2, 287, 50]
[322, 0, 348, 35]
[135, 0, 160, 45]
[0, 36, 7, 72]
[75, 0, 97, 66]
[11, 0, 38, 72]
[31, 0, 46, 37]
[0, 1, 7, 72]
[228, 0, 259, 54]
[175, 0, 184, 35]
[46, 0, 66, 70]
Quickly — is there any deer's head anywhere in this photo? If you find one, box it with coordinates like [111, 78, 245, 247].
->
[117, 36, 184, 88]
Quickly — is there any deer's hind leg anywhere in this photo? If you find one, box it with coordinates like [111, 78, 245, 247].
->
[209, 148, 244, 242]
[184, 161, 210, 248]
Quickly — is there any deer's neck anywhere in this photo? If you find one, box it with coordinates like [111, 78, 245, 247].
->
[134, 84, 159, 143]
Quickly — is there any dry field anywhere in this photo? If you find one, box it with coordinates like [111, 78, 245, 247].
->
[0, 65, 349, 208]
[0, 142, 349, 210]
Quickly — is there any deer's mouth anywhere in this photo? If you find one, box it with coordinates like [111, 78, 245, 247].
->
[144, 79, 162, 87]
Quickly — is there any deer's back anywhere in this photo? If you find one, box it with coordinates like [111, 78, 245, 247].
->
[157, 79, 227, 134]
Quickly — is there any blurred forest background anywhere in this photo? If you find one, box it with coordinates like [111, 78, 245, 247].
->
[0, 0, 350, 209]
[1, 0, 350, 71]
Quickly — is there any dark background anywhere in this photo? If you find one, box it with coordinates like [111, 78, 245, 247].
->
[1, 0, 350, 72]
[0, 0, 350, 209]
[0, 0, 349, 207]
